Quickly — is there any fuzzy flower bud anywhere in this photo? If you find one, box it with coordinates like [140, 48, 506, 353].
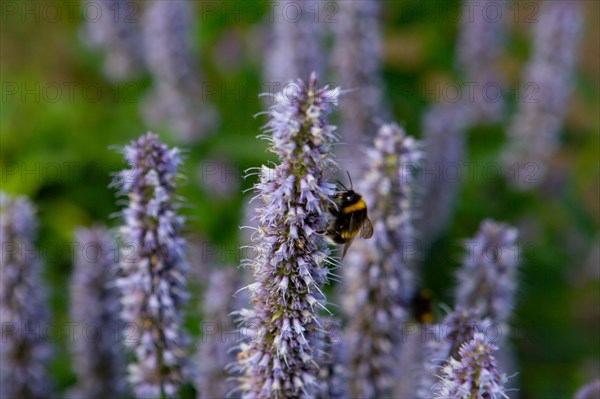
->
[502, 1, 583, 189]
[112, 133, 189, 398]
[0, 192, 53, 398]
[343, 123, 423, 398]
[433, 333, 509, 399]
[456, 220, 519, 327]
[235, 74, 339, 398]
[69, 226, 128, 398]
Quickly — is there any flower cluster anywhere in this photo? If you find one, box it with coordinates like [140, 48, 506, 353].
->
[196, 268, 243, 399]
[332, 0, 387, 175]
[80, 0, 144, 82]
[234, 74, 339, 398]
[69, 226, 128, 399]
[575, 379, 600, 399]
[502, 1, 583, 188]
[434, 333, 509, 399]
[142, 0, 218, 143]
[419, 102, 470, 247]
[456, 0, 508, 122]
[315, 320, 348, 399]
[455, 220, 519, 327]
[416, 307, 488, 397]
[265, 0, 323, 83]
[343, 123, 423, 398]
[112, 133, 189, 398]
[0, 192, 53, 398]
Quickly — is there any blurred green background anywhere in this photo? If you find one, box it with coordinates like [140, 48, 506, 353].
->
[1, 1, 598, 398]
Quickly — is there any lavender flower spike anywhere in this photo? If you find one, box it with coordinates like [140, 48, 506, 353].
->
[70, 226, 128, 399]
[419, 102, 470, 247]
[501, 1, 582, 189]
[455, 220, 519, 327]
[265, 0, 323, 83]
[80, 0, 144, 82]
[343, 123, 423, 398]
[196, 268, 242, 399]
[415, 307, 487, 398]
[113, 133, 189, 398]
[332, 0, 387, 176]
[456, 0, 508, 122]
[574, 379, 600, 399]
[235, 73, 339, 398]
[142, 0, 218, 143]
[0, 192, 53, 398]
[434, 333, 509, 399]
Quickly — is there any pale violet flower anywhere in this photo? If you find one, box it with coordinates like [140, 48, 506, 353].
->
[112, 133, 189, 398]
[234, 74, 339, 398]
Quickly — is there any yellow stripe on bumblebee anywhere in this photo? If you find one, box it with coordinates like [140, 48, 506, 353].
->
[342, 199, 367, 213]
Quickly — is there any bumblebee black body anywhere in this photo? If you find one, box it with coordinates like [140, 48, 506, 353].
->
[326, 189, 373, 258]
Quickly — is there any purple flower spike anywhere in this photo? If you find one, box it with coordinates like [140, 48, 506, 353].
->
[502, 1, 582, 189]
[112, 133, 189, 398]
[456, 0, 509, 122]
[196, 268, 243, 399]
[456, 220, 519, 327]
[235, 74, 339, 398]
[343, 123, 423, 399]
[142, 0, 218, 143]
[70, 226, 128, 399]
[315, 320, 348, 399]
[419, 102, 470, 247]
[0, 192, 53, 398]
[265, 1, 323, 84]
[434, 333, 509, 399]
[333, 0, 387, 175]
[80, 0, 144, 82]
[574, 379, 600, 399]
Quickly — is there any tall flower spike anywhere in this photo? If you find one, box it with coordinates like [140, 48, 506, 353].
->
[265, 1, 323, 84]
[332, 0, 387, 176]
[142, 0, 218, 143]
[0, 192, 53, 398]
[415, 307, 489, 398]
[112, 133, 189, 398]
[433, 333, 509, 399]
[419, 102, 470, 247]
[574, 379, 600, 399]
[70, 226, 128, 399]
[196, 268, 244, 399]
[455, 220, 519, 328]
[455, 0, 508, 122]
[80, 0, 144, 82]
[315, 320, 348, 399]
[501, 1, 582, 189]
[342, 123, 423, 398]
[235, 74, 339, 398]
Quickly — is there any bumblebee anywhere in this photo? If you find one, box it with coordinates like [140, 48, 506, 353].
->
[410, 288, 435, 324]
[325, 174, 373, 258]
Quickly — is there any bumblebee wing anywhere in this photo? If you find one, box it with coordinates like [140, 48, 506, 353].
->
[341, 236, 355, 259]
[360, 217, 374, 239]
